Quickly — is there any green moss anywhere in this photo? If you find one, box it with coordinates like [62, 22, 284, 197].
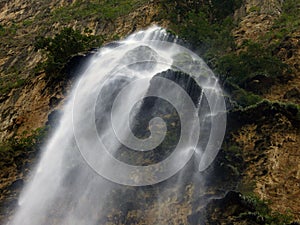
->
[161, 0, 240, 55]
[232, 99, 300, 127]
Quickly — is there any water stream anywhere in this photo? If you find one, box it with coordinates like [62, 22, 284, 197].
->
[9, 26, 226, 225]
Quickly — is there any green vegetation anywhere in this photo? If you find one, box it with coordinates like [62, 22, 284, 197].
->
[51, 0, 147, 23]
[22, 19, 34, 27]
[34, 27, 102, 79]
[262, 100, 300, 122]
[0, 76, 25, 96]
[232, 88, 262, 107]
[230, 99, 300, 128]
[0, 23, 19, 37]
[161, 0, 295, 108]
[227, 144, 241, 154]
[272, 0, 300, 34]
[262, 0, 300, 51]
[216, 41, 289, 85]
[239, 194, 293, 225]
[0, 127, 47, 153]
[162, 0, 239, 55]
[225, 78, 264, 107]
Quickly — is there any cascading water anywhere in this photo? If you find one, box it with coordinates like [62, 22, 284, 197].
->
[8, 26, 226, 225]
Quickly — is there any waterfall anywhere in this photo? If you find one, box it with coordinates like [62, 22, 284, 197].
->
[8, 26, 226, 225]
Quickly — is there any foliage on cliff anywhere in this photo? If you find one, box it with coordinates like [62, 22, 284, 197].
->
[34, 28, 102, 79]
[0, 127, 47, 153]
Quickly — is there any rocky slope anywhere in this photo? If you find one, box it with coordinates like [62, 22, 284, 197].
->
[232, 0, 300, 221]
[0, 0, 299, 224]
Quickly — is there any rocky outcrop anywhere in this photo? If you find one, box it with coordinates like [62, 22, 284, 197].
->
[0, 73, 66, 141]
[233, 0, 283, 45]
[228, 101, 300, 220]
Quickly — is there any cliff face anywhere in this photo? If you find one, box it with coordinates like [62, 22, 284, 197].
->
[234, 0, 300, 105]
[0, 0, 166, 141]
[0, 0, 299, 224]
[232, 0, 300, 220]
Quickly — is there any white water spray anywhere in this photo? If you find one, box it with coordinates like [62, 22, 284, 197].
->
[9, 26, 226, 225]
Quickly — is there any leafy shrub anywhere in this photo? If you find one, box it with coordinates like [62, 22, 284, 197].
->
[176, 11, 215, 49]
[216, 41, 288, 85]
[224, 81, 262, 107]
[165, 1, 239, 55]
[161, 0, 242, 22]
[34, 27, 102, 79]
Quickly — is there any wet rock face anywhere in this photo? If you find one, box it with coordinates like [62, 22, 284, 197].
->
[93, 69, 205, 166]
[122, 45, 159, 71]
